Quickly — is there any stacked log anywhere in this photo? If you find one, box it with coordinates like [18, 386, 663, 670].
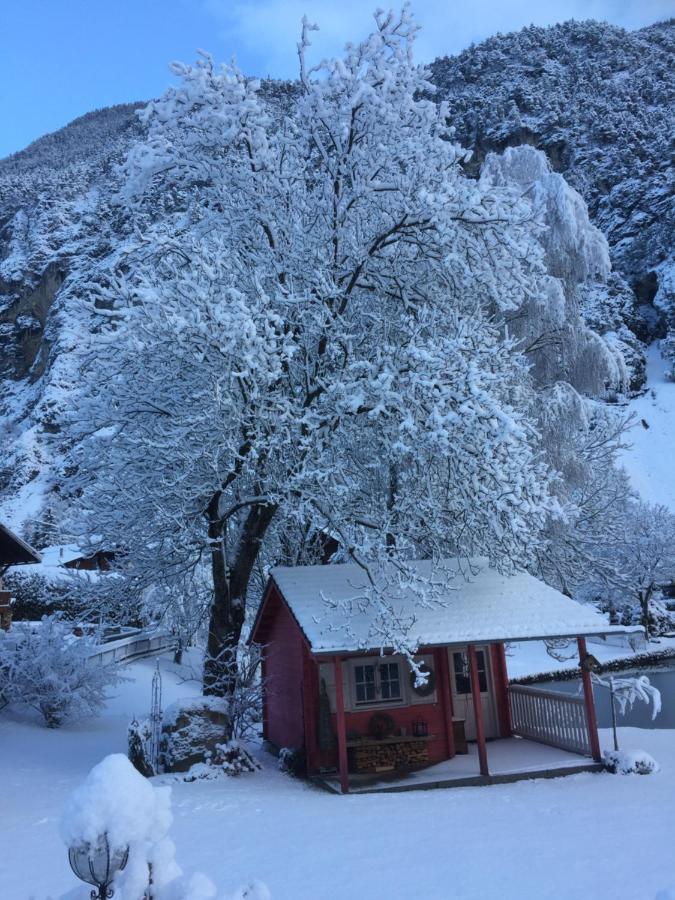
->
[350, 739, 429, 773]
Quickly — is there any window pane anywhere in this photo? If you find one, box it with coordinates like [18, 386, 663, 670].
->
[354, 665, 376, 703]
[379, 663, 401, 700]
[477, 651, 488, 693]
[453, 652, 471, 694]
[454, 651, 489, 693]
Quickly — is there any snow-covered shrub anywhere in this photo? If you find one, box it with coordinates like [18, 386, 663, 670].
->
[0, 615, 123, 727]
[597, 674, 662, 721]
[2, 571, 82, 621]
[278, 747, 306, 777]
[204, 644, 263, 739]
[128, 717, 156, 777]
[174, 742, 260, 782]
[603, 749, 659, 775]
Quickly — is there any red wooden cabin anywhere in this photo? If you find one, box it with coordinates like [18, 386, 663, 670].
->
[251, 559, 642, 793]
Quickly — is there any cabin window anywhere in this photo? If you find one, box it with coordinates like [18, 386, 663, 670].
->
[353, 661, 402, 705]
[453, 650, 488, 694]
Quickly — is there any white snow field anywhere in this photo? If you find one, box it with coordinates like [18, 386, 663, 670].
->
[2, 655, 675, 900]
[621, 343, 675, 512]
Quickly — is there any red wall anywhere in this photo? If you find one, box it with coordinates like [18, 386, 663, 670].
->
[262, 594, 307, 752]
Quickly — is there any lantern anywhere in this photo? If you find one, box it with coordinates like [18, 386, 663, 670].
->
[68, 833, 129, 899]
[412, 717, 428, 738]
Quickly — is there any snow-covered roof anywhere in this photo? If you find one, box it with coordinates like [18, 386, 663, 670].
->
[39, 544, 86, 567]
[267, 558, 641, 654]
[6, 544, 107, 583]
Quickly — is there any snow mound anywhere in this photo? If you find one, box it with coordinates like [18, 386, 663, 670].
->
[60, 754, 230, 899]
[60, 753, 172, 851]
[603, 749, 660, 775]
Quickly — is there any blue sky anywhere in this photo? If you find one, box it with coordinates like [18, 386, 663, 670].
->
[1, 0, 671, 158]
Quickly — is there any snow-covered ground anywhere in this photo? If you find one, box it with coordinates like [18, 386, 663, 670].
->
[621, 343, 675, 512]
[2, 654, 675, 900]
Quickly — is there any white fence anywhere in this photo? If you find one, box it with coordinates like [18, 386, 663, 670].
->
[88, 629, 176, 666]
[508, 683, 591, 756]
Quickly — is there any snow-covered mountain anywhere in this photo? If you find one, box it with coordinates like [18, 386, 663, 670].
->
[431, 19, 675, 316]
[1, 19, 673, 540]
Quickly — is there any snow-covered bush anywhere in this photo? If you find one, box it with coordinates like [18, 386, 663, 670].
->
[603, 749, 659, 775]
[174, 742, 260, 782]
[596, 673, 662, 721]
[128, 717, 156, 777]
[202, 644, 263, 739]
[278, 747, 306, 777]
[1, 571, 84, 621]
[0, 616, 123, 727]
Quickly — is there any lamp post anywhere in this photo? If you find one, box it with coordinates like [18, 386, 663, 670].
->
[68, 833, 129, 899]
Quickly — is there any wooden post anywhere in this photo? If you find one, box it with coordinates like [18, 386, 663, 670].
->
[435, 647, 455, 758]
[333, 656, 349, 794]
[577, 636, 602, 762]
[492, 643, 513, 737]
[468, 644, 489, 777]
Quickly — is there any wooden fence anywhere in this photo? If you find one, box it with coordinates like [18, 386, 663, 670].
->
[87, 629, 176, 666]
[508, 683, 591, 756]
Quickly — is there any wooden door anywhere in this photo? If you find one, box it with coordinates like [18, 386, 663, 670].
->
[449, 646, 498, 740]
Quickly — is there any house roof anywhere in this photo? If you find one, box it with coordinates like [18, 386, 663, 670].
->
[264, 558, 641, 654]
[39, 544, 86, 567]
[0, 524, 42, 566]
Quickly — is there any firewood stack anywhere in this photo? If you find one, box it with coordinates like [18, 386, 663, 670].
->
[350, 740, 429, 773]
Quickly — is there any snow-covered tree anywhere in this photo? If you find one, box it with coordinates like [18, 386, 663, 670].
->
[614, 501, 675, 634]
[67, 10, 555, 691]
[479, 145, 635, 596]
[0, 616, 122, 727]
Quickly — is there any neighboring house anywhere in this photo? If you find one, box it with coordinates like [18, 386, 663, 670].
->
[251, 558, 643, 794]
[4, 543, 115, 621]
[0, 523, 42, 629]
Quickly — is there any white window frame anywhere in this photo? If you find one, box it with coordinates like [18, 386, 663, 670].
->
[348, 657, 406, 710]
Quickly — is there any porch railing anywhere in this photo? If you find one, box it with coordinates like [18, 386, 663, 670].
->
[508, 683, 591, 756]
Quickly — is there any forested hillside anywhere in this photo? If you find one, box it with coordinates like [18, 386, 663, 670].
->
[431, 19, 674, 302]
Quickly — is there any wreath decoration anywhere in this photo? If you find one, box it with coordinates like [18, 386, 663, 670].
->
[368, 712, 396, 739]
[410, 664, 436, 697]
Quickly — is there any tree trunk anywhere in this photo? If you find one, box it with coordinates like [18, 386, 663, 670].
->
[203, 498, 277, 696]
[639, 583, 655, 636]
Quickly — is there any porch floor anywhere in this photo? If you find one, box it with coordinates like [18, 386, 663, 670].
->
[312, 736, 602, 794]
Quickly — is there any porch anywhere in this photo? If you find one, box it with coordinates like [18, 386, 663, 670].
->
[323, 638, 602, 793]
[313, 734, 603, 794]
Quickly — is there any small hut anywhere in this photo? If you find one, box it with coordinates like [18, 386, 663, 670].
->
[251, 558, 643, 793]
